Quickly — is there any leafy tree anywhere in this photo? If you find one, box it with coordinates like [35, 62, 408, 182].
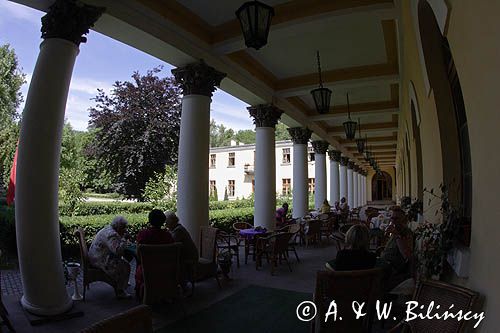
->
[143, 165, 177, 208]
[0, 123, 18, 188]
[88, 67, 181, 199]
[234, 129, 255, 144]
[59, 167, 85, 216]
[275, 122, 291, 141]
[0, 44, 25, 126]
[210, 119, 234, 147]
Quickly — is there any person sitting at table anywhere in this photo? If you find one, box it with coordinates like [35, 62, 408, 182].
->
[88, 216, 132, 298]
[379, 209, 414, 291]
[275, 202, 289, 227]
[135, 209, 174, 296]
[320, 199, 331, 214]
[165, 211, 199, 291]
[326, 224, 376, 271]
[339, 197, 349, 212]
[334, 201, 340, 211]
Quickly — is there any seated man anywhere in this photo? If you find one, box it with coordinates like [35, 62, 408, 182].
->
[275, 202, 289, 228]
[135, 209, 174, 296]
[88, 216, 132, 298]
[165, 211, 199, 290]
[326, 224, 376, 271]
[379, 209, 413, 291]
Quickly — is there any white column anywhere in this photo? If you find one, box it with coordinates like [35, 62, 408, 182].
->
[339, 157, 348, 201]
[347, 162, 354, 209]
[288, 128, 311, 218]
[328, 150, 341, 205]
[359, 173, 364, 207]
[173, 61, 225, 244]
[362, 174, 367, 205]
[249, 105, 282, 231]
[353, 170, 358, 208]
[312, 141, 328, 210]
[15, 2, 103, 316]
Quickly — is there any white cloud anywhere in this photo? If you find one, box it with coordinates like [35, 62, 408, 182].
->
[69, 77, 113, 96]
[0, 1, 42, 23]
[65, 94, 95, 131]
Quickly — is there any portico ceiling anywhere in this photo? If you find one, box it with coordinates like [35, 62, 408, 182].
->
[12, 0, 400, 169]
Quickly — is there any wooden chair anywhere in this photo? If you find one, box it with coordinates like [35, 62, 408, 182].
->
[80, 304, 152, 333]
[305, 219, 322, 246]
[232, 222, 253, 264]
[137, 243, 182, 306]
[74, 228, 118, 300]
[319, 218, 335, 243]
[312, 268, 383, 333]
[286, 223, 301, 262]
[196, 226, 221, 287]
[255, 232, 294, 275]
[388, 280, 481, 333]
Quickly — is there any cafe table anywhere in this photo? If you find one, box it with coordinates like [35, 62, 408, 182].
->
[239, 228, 268, 263]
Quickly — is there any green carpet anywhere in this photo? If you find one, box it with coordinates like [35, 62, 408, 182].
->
[156, 285, 311, 333]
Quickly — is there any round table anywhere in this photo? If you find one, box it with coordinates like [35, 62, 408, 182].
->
[239, 228, 267, 240]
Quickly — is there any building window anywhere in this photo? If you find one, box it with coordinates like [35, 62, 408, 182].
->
[308, 178, 315, 194]
[308, 147, 315, 162]
[282, 178, 291, 196]
[210, 154, 216, 168]
[228, 152, 235, 167]
[282, 148, 290, 164]
[209, 180, 217, 197]
[228, 180, 235, 197]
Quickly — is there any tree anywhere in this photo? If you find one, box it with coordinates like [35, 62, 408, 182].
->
[88, 67, 181, 199]
[234, 129, 255, 144]
[210, 119, 234, 147]
[0, 44, 25, 126]
[275, 122, 291, 141]
[143, 165, 177, 209]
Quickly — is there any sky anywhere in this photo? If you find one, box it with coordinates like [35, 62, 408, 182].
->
[0, 0, 254, 131]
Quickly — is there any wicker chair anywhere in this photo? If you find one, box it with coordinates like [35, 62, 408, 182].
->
[255, 232, 294, 275]
[388, 280, 481, 333]
[80, 304, 152, 333]
[233, 222, 255, 264]
[312, 268, 383, 333]
[286, 223, 301, 262]
[137, 243, 182, 305]
[74, 228, 118, 300]
[216, 230, 240, 268]
[305, 219, 322, 246]
[196, 226, 221, 287]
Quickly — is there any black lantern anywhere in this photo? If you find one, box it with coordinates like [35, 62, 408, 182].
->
[342, 93, 357, 140]
[355, 119, 366, 153]
[310, 51, 332, 114]
[236, 1, 275, 50]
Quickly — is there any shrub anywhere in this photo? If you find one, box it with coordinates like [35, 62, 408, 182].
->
[0, 205, 16, 253]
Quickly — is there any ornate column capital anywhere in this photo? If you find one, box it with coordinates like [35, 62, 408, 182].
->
[347, 161, 355, 169]
[328, 150, 341, 162]
[312, 140, 329, 154]
[172, 60, 226, 97]
[288, 127, 311, 144]
[340, 157, 349, 166]
[248, 104, 283, 128]
[41, 0, 104, 46]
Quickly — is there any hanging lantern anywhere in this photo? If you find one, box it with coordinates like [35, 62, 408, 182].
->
[356, 119, 366, 153]
[236, 1, 275, 50]
[310, 51, 332, 114]
[342, 93, 357, 140]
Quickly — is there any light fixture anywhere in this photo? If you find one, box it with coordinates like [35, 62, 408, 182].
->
[236, 1, 275, 50]
[310, 51, 332, 114]
[356, 118, 366, 153]
[342, 93, 357, 140]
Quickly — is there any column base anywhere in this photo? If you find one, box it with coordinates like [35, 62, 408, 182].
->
[21, 294, 73, 317]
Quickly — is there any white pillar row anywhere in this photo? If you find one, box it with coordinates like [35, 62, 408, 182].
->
[15, 2, 103, 316]
[288, 128, 312, 218]
[339, 157, 349, 202]
[328, 150, 341, 205]
[358, 172, 363, 207]
[249, 105, 283, 231]
[173, 61, 226, 244]
[363, 173, 367, 205]
[312, 141, 329, 210]
[353, 168, 358, 208]
[347, 161, 354, 209]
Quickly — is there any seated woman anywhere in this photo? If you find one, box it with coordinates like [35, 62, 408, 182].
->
[320, 199, 331, 214]
[326, 224, 376, 271]
[135, 209, 174, 296]
[275, 202, 289, 228]
[88, 216, 132, 298]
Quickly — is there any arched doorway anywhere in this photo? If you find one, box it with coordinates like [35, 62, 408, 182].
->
[418, 0, 472, 245]
[372, 171, 392, 201]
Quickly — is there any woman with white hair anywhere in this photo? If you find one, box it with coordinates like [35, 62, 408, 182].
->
[88, 215, 132, 298]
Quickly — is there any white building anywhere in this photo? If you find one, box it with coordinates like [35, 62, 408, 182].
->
[209, 139, 322, 201]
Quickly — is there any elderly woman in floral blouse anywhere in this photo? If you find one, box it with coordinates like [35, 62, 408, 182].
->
[88, 216, 132, 298]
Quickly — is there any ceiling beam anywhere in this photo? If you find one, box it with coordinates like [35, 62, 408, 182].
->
[346, 144, 396, 152]
[308, 100, 398, 120]
[336, 134, 398, 145]
[327, 121, 398, 135]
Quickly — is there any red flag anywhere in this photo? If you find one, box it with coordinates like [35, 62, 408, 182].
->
[6, 144, 18, 206]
